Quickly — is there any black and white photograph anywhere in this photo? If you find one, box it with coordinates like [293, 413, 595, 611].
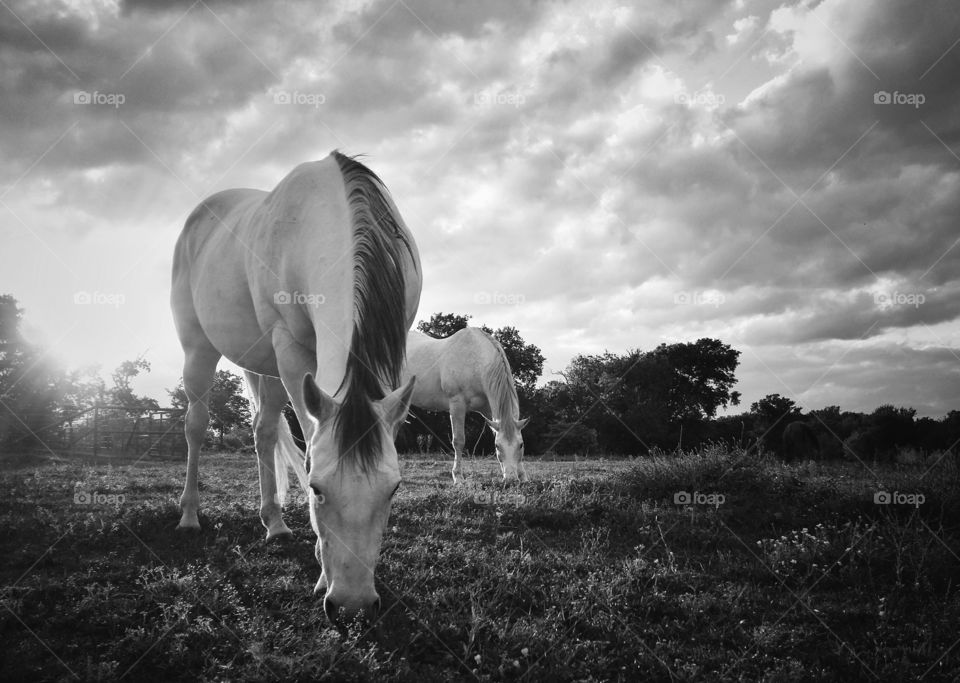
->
[2, 0, 959, 680]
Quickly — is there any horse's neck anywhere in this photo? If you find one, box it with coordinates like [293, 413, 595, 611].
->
[257, 160, 357, 397]
[479, 342, 518, 422]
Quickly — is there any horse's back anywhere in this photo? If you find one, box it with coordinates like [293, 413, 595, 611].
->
[172, 153, 419, 380]
[173, 188, 265, 279]
[170, 161, 349, 375]
[171, 189, 267, 357]
[405, 328, 495, 411]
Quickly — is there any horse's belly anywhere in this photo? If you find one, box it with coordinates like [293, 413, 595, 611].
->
[209, 323, 279, 376]
[410, 378, 449, 412]
[191, 257, 280, 376]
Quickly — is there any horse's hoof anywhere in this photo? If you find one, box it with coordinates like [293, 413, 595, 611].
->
[176, 523, 201, 532]
[266, 529, 294, 543]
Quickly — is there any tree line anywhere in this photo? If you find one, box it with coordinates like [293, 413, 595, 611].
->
[2, 293, 957, 461]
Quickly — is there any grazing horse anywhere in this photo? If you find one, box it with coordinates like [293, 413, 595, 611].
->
[171, 151, 421, 625]
[781, 421, 820, 462]
[402, 328, 529, 483]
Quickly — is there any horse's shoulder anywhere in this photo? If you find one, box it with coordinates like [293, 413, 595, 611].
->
[185, 189, 262, 229]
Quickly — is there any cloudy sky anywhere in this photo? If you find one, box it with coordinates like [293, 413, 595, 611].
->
[2, 0, 960, 417]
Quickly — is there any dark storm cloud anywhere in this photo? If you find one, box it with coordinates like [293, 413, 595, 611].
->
[738, 341, 960, 416]
[119, 0, 258, 14]
[332, 0, 544, 43]
[738, 284, 960, 345]
[572, 0, 960, 349]
[0, 0, 322, 175]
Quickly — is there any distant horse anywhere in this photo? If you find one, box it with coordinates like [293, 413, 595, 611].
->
[782, 421, 820, 462]
[171, 151, 421, 625]
[403, 328, 529, 483]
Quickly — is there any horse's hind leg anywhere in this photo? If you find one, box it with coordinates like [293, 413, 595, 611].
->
[177, 347, 220, 530]
[248, 373, 294, 541]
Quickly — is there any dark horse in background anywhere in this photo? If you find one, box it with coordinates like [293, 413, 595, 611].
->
[781, 421, 821, 462]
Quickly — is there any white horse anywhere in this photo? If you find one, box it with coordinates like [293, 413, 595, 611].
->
[403, 328, 529, 483]
[171, 151, 421, 625]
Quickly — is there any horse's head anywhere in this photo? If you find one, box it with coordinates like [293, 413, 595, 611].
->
[301, 373, 415, 626]
[485, 416, 530, 482]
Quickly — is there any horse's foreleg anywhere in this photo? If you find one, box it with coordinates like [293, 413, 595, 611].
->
[178, 348, 219, 530]
[251, 374, 294, 541]
[271, 326, 317, 448]
[449, 398, 466, 484]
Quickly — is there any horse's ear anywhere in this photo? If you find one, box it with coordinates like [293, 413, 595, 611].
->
[484, 417, 500, 434]
[517, 417, 530, 430]
[382, 375, 417, 427]
[302, 373, 335, 425]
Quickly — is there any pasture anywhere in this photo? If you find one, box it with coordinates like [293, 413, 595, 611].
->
[1, 448, 958, 681]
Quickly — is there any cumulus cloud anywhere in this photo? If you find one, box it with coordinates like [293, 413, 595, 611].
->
[1, 0, 959, 415]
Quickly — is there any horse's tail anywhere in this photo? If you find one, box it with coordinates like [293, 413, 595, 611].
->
[275, 414, 308, 505]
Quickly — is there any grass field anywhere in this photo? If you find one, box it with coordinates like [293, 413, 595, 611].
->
[1, 447, 959, 682]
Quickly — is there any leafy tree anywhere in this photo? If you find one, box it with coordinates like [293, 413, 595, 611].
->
[868, 404, 916, 461]
[169, 370, 251, 448]
[808, 405, 844, 458]
[59, 365, 106, 412]
[750, 394, 801, 424]
[109, 356, 159, 411]
[552, 339, 741, 454]
[941, 411, 960, 453]
[749, 394, 802, 456]
[0, 294, 30, 392]
[649, 339, 741, 422]
[542, 419, 598, 455]
[417, 312, 471, 338]
[0, 294, 65, 450]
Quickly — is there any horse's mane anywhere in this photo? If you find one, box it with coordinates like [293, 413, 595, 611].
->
[478, 331, 521, 439]
[332, 151, 415, 472]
